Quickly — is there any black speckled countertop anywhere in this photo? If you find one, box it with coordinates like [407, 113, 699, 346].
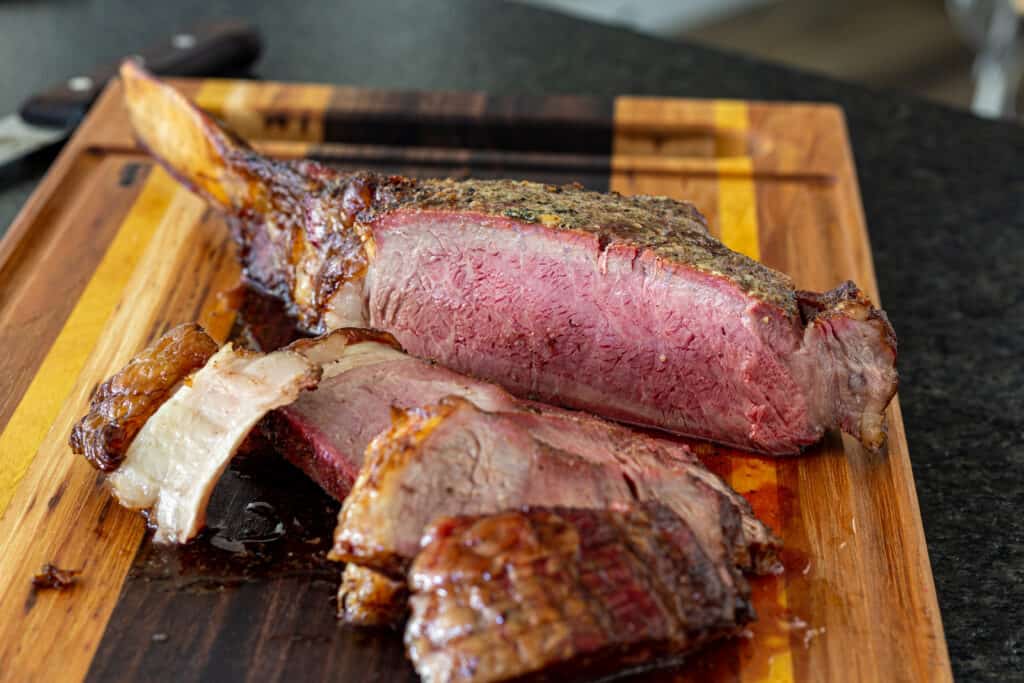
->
[1, 1, 1021, 679]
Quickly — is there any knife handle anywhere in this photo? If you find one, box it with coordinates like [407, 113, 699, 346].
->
[18, 20, 262, 128]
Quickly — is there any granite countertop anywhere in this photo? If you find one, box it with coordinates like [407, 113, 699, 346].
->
[1, 1, 1021, 679]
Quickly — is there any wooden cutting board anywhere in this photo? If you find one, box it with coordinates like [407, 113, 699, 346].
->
[0, 78, 951, 683]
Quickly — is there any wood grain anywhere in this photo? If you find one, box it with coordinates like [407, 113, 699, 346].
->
[612, 96, 950, 682]
[0, 78, 950, 682]
[0, 80, 240, 683]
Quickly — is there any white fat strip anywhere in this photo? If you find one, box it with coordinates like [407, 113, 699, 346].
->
[317, 340, 408, 380]
[106, 343, 318, 544]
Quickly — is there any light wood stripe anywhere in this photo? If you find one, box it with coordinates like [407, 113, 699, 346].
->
[0, 170, 188, 683]
[611, 155, 775, 176]
[714, 100, 793, 683]
[0, 81, 239, 683]
[0, 173, 174, 516]
[192, 78, 234, 114]
[195, 78, 332, 143]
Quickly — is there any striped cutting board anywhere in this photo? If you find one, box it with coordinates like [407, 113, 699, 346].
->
[0, 78, 950, 682]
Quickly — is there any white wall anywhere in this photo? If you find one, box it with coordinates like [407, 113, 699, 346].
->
[517, 0, 773, 36]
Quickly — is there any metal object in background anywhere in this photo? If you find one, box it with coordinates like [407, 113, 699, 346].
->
[947, 0, 1023, 118]
[0, 20, 262, 168]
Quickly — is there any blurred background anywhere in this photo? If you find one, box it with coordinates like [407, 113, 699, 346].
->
[524, 0, 1024, 119]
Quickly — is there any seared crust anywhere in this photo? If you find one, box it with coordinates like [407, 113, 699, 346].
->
[329, 401, 451, 576]
[338, 564, 409, 626]
[797, 280, 898, 354]
[285, 327, 403, 358]
[797, 282, 899, 451]
[69, 323, 218, 471]
[406, 504, 750, 683]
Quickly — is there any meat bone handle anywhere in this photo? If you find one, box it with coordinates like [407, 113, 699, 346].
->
[18, 19, 263, 129]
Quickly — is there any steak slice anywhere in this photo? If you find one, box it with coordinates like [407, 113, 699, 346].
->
[258, 334, 777, 576]
[331, 397, 773, 628]
[405, 503, 751, 683]
[121, 62, 898, 455]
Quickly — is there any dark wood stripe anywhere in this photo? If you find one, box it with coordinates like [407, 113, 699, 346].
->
[306, 143, 611, 177]
[324, 90, 614, 155]
[87, 445, 417, 683]
[306, 149, 612, 191]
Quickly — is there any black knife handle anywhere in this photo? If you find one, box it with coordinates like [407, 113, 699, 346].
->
[18, 20, 262, 128]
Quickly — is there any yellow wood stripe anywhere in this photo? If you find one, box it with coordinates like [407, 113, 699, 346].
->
[0, 169, 187, 681]
[730, 460, 794, 683]
[0, 82, 239, 683]
[0, 172, 174, 516]
[193, 78, 234, 113]
[714, 100, 793, 683]
[714, 101, 760, 262]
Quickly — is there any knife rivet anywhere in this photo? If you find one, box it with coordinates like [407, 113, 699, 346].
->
[67, 76, 94, 92]
[172, 33, 197, 50]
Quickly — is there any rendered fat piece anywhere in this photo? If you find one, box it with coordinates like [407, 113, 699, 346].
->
[106, 343, 319, 543]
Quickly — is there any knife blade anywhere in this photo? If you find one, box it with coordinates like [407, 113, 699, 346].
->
[0, 20, 262, 168]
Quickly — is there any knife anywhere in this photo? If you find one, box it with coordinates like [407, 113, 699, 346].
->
[0, 20, 262, 168]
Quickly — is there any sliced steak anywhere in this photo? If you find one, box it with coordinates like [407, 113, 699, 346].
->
[254, 333, 777, 576]
[331, 397, 774, 627]
[121, 62, 898, 455]
[406, 503, 751, 683]
[264, 329, 517, 501]
[267, 327, 780, 576]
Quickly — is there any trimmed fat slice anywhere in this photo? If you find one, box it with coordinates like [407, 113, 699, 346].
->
[106, 343, 319, 543]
